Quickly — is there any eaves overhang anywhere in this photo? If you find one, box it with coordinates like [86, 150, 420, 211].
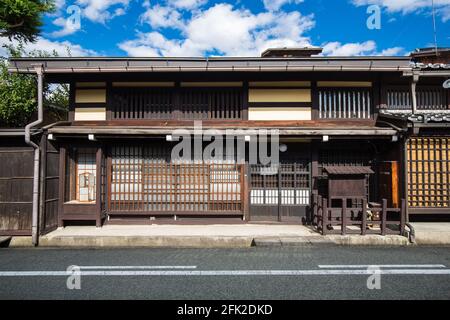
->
[47, 126, 399, 137]
[8, 56, 413, 74]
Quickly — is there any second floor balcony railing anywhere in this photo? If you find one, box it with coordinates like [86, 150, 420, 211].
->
[385, 86, 449, 111]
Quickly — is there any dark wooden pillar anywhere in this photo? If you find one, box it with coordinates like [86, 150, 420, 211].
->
[106, 148, 112, 216]
[173, 81, 181, 119]
[68, 81, 75, 122]
[106, 81, 112, 120]
[311, 81, 319, 120]
[242, 82, 249, 120]
[95, 147, 103, 227]
[57, 146, 66, 227]
[39, 133, 48, 233]
[243, 163, 250, 221]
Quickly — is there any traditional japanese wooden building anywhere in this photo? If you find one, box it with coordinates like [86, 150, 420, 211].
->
[1, 47, 449, 240]
[379, 47, 450, 217]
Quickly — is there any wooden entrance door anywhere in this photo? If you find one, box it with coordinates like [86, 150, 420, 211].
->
[249, 157, 311, 222]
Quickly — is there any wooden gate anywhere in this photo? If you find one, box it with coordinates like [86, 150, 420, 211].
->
[250, 159, 311, 222]
[107, 145, 245, 216]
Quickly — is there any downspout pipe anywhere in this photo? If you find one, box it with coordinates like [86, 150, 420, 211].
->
[25, 64, 44, 246]
[411, 71, 420, 114]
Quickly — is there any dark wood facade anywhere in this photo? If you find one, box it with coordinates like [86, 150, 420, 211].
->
[2, 54, 449, 233]
[0, 134, 59, 236]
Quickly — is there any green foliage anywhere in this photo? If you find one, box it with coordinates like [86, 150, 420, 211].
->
[0, 57, 36, 127]
[0, 0, 55, 43]
[0, 44, 69, 127]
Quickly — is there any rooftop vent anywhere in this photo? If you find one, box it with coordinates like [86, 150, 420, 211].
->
[261, 47, 323, 58]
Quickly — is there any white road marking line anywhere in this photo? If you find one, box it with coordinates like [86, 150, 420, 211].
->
[318, 264, 446, 269]
[78, 266, 197, 270]
[0, 269, 450, 277]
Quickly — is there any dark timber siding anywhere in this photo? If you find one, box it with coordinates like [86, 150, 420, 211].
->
[0, 135, 60, 236]
[0, 137, 33, 235]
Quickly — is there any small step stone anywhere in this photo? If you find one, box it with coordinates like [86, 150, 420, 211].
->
[252, 237, 282, 247]
[280, 237, 311, 246]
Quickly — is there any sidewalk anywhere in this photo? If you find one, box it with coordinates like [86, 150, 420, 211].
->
[6, 223, 414, 248]
[411, 222, 450, 245]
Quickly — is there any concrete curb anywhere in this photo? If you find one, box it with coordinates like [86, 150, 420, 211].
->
[253, 236, 334, 247]
[414, 232, 450, 246]
[37, 236, 254, 248]
[4, 234, 450, 248]
[326, 235, 410, 246]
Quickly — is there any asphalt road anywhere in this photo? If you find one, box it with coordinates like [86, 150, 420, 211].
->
[0, 245, 449, 300]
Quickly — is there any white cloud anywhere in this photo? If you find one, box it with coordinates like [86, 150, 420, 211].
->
[51, 16, 80, 37]
[54, 0, 66, 10]
[167, 0, 208, 10]
[119, 32, 204, 56]
[378, 46, 404, 56]
[121, 3, 314, 57]
[438, 5, 450, 22]
[76, 0, 131, 24]
[51, 0, 131, 37]
[351, 0, 450, 20]
[262, 0, 304, 12]
[322, 40, 404, 56]
[140, 4, 184, 29]
[0, 37, 98, 57]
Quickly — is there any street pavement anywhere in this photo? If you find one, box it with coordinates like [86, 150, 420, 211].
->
[0, 245, 449, 300]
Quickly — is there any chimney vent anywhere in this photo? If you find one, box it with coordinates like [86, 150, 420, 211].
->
[261, 47, 323, 58]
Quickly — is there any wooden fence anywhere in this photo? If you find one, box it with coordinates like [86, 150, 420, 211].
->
[312, 194, 406, 236]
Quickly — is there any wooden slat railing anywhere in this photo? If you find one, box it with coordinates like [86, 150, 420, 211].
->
[312, 194, 406, 236]
[318, 88, 372, 119]
[385, 86, 449, 111]
[111, 87, 243, 120]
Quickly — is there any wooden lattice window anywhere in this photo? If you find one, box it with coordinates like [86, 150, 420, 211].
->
[407, 137, 450, 208]
[111, 87, 173, 119]
[318, 88, 372, 119]
[111, 87, 243, 120]
[108, 145, 244, 213]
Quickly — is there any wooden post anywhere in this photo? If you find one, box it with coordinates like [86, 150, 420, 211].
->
[95, 147, 102, 227]
[39, 133, 48, 233]
[243, 163, 250, 221]
[381, 198, 387, 236]
[317, 194, 322, 227]
[242, 81, 249, 120]
[106, 81, 112, 120]
[400, 199, 406, 235]
[277, 164, 281, 222]
[322, 197, 328, 235]
[312, 193, 317, 226]
[341, 197, 347, 235]
[106, 150, 112, 215]
[362, 197, 367, 235]
[57, 146, 66, 227]
[68, 81, 75, 122]
[311, 81, 319, 120]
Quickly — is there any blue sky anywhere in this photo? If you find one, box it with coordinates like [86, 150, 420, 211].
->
[2, 0, 450, 57]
